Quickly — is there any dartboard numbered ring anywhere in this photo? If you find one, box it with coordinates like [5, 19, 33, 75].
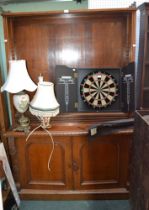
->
[80, 71, 118, 109]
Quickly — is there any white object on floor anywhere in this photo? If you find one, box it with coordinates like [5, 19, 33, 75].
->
[0, 180, 3, 210]
[0, 143, 20, 207]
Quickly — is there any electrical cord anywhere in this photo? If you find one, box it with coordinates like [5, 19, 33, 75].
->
[26, 124, 55, 172]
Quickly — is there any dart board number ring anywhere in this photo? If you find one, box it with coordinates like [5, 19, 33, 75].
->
[80, 71, 118, 109]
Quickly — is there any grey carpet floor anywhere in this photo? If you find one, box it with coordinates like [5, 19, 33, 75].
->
[20, 200, 131, 210]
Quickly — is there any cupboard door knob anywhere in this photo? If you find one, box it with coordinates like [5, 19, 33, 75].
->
[72, 161, 79, 171]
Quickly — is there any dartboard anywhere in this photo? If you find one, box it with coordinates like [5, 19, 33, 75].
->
[80, 71, 118, 109]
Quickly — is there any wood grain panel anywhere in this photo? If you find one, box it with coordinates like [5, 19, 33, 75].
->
[91, 17, 127, 67]
[15, 135, 73, 190]
[13, 23, 51, 82]
[26, 142, 65, 184]
[8, 12, 133, 85]
[80, 142, 119, 183]
[72, 133, 131, 190]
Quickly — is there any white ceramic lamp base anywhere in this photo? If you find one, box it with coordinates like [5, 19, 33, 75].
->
[13, 91, 30, 132]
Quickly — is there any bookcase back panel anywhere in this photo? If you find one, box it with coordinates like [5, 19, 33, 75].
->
[3, 9, 135, 124]
[7, 12, 133, 84]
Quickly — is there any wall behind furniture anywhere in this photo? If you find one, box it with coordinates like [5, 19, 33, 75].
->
[0, 0, 88, 80]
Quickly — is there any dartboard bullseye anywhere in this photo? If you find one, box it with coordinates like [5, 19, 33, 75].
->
[80, 71, 118, 109]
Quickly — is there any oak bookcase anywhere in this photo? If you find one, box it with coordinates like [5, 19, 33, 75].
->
[0, 8, 135, 199]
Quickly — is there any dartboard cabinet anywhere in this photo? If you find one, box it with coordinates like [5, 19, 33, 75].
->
[55, 63, 135, 114]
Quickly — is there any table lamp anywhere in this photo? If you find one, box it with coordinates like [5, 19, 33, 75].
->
[26, 76, 60, 171]
[29, 76, 60, 128]
[1, 60, 37, 131]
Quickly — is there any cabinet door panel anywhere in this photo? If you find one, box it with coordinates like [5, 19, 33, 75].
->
[73, 134, 131, 190]
[15, 135, 73, 190]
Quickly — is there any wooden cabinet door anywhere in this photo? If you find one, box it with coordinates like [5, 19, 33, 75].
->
[130, 110, 149, 210]
[72, 134, 132, 191]
[14, 135, 73, 192]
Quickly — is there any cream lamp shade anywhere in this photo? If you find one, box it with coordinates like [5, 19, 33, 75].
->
[29, 77, 59, 128]
[1, 59, 37, 132]
[27, 78, 60, 171]
[1, 60, 37, 93]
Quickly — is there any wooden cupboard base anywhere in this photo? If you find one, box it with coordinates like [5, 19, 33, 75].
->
[19, 188, 129, 200]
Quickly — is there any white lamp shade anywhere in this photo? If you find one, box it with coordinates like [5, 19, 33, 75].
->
[1, 60, 37, 93]
[30, 81, 59, 114]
